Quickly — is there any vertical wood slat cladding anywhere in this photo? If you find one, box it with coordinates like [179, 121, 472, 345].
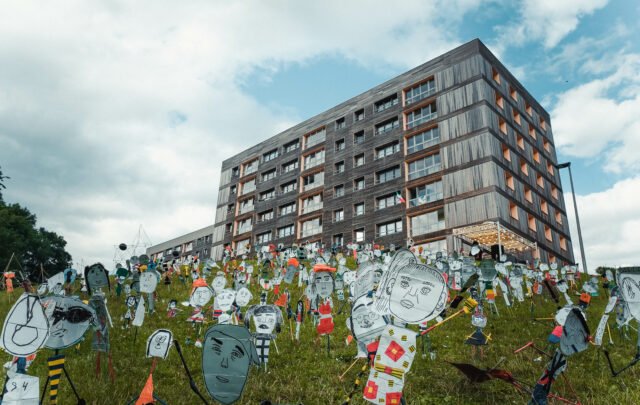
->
[206, 39, 574, 264]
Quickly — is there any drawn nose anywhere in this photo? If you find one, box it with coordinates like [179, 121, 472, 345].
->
[221, 357, 229, 368]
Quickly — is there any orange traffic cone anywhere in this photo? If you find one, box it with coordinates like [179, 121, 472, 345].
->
[135, 373, 154, 405]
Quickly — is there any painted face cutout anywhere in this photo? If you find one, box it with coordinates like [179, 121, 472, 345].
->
[139, 271, 159, 294]
[85, 263, 110, 293]
[216, 289, 237, 312]
[202, 325, 259, 405]
[0, 294, 50, 356]
[212, 273, 227, 294]
[253, 310, 277, 334]
[42, 296, 95, 350]
[190, 286, 213, 307]
[375, 250, 448, 324]
[48, 272, 66, 296]
[348, 295, 387, 344]
[617, 268, 640, 321]
[343, 271, 357, 286]
[560, 308, 590, 356]
[235, 288, 253, 308]
[313, 272, 334, 299]
[146, 329, 173, 359]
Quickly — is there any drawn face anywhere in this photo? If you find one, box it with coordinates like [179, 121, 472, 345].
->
[349, 296, 386, 343]
[618, 271, 640, 320]
[313, 272, 334, 299]
[212, 275, 227, 293]
[1, 294, 50, 356]
[203, 329, 253, 404]
[216, 290, 236, 311]
[387, 264, 447, 324]
[140, 272, 158, 293]
[235, 288, 252, 308]
[253, 309, 277, 334]
[43, 296, 94, 350]
[342, 271, 356, 286]
[190, 287, 213, 307]
[146, 329, 172, 359]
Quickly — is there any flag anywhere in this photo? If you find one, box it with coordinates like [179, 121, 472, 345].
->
[395, 192, 406, 204]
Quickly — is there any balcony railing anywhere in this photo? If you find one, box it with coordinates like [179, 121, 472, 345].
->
[239, 203, 254, 214]
[302, 202, 323, 214]
[408, 191, 443, 207]
[236, 225, 253, 235]
[301, 225, 322, 238]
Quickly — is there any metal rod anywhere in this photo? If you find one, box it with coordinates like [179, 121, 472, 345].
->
[560, 163, 588, 274]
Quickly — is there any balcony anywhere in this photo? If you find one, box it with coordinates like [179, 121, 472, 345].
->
[301, 225, 322, 238]
[409, 191, 443, 207]
[302, 202, 323, 214]
[239, 203, 254, 215]
[304, 157, 325, 170]
[303, 181, 323, 192]
[236, 224, 253, 235]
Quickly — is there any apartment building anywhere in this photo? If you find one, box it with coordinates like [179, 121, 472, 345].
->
[210, 39, 574, 265]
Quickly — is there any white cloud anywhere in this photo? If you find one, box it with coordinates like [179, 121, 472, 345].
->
[0, 0, 489, 267]
[551, 52, 640, 173]
[494, 0, 609, 50]
[565, 177, 640, 271]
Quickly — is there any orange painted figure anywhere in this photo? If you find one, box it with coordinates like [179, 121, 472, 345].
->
[4, 272, 15, 293]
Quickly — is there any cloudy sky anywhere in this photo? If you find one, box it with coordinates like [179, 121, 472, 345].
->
[1, 0, 638, 271]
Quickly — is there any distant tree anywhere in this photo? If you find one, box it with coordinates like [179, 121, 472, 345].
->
[0, 203, 72, 280]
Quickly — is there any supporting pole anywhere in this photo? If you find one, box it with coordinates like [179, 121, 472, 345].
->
[497, 222, 503, 260]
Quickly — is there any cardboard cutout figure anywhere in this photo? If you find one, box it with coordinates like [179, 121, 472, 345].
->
[2, 373, 39, 405]
[85, 263, 111, 295]
[374, 249, 447, 324]
[215, 289, 237, 324]
[245, 294, 283, 367]
[212, 272, 227, 294]
[190, 286, 213, 308]
[140, 271, 159, 294]
[348, 295, 388, 357]
[43, 296, 96, 349]
[0, 294, 50, 356]
[47, 272, 66, 296]
[202, 324, 260, 405]
[235, 288, 253, 308]
[146, 329, 173, 359]
[560, 308, 590, 356]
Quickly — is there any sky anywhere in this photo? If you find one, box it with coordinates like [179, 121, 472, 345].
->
[0, 0, 638, 271]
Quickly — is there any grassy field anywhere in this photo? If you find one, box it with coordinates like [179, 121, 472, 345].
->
[1, 261, 639, 405]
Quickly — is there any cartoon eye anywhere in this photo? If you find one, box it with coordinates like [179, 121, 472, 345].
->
[212, 345, 222, 354]
[400, 280, 409, 288]
[231, 350, 244, 360]
[420, 287, 429, 295]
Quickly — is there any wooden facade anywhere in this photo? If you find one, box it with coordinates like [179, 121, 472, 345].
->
[211, 39, 574, 265]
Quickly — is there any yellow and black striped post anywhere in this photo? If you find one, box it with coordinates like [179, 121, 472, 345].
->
[48, 354, 65, 404]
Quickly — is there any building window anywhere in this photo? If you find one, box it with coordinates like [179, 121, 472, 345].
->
[492, 67, 500, 83]
[408, 180, 443, 207]
[302, 171, 324, 192]
[502, 144, 511, 161]
[353, 130, 365, 144]
[405, 102, 437, 130]
[560, 236, 567, 251]
[537, 174, 544, 188]
[335, 139, 345, 151]
[375, 117, 400, 135]
[374, 94, 399, 113]
[541, 201, 548, 215]
[376, 166, 401, 184]
[509, 202, 519, 220]
[544, 225, 552, 241]
[262, 169, 277, 182]
[354, 153, 365, 167]
[505, 172, 515, 190]
[354, 108, 365, 122]
[354, 202, 365, 216]
[513, 110, 521, 126]
[335, 161, 345, 174]
[410, 209, 445, 236]
[526, 102, 533, 116]
[281, 180, 296, 194]
[243, 159, 259, 176]
[284, 139, 300, 153]
[258, 210, 274, 222]
[333, 234, 344, 247]
[555, 211, 563, 225]
[496, 93, 504, 109]
[404, 78, 435, 106]
[277, 225, 294, 238]
[335, 117, 346, 130]
[353, 177, 365, 191]
[540, 117, 547, 131]
[301, 217, 322, 238]
[282, 159, 299, 173]
[509, 85, 517, 101]
[375, 141, 400, 159]
[377, 193, 400, 210]
[262, 149, 279, 162]
[236, 218, 253, 235]
[257, 231, 272, 244]
[377, 219, 403, 237]
[304, 127, 326, 149]
[333, 209, 344, 222]
[259, 188, 275, 201]
[528, 214, 536, 231]
[529, 126, 537, 140]
[334, 184, 344, 198]
[525, 187, 533, 203]
[406, 127, 439, 154]
[407, 153, 441, 180]
[547, 162, 554, 176]
[517, 134, 524, 150]
[301, 193, 323, 214]
[543, 140, 551, 153]
[232, 167, 239, 177]
[239, 198, 255, 214]
[354, 228, 365, 242]
[304, 149, 325, 170]
[241, 179, 256, 195]
[499, 118, 507, 135]
[551, 186, 558, 200]
[279, 202, 296, 216]
[520, 159, 528, 176]
[533, 150, 540, 163]
[225, 223, 232, 233]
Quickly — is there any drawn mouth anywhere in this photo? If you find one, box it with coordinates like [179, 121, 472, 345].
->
[216, 376, 229, 383]
[400, 300, 414, 309]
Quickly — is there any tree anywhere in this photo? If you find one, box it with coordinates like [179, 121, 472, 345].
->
[0, 203, 72, 280]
